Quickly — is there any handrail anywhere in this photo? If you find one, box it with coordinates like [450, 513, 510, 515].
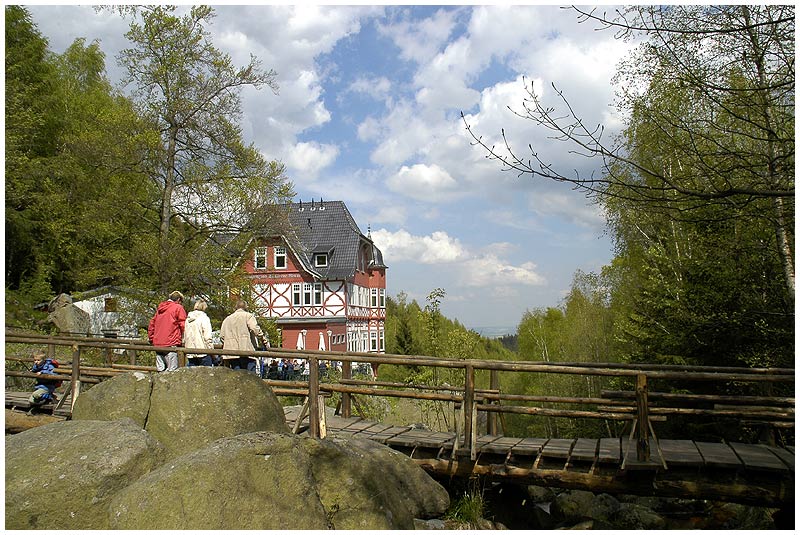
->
[5, 332, 795, 461]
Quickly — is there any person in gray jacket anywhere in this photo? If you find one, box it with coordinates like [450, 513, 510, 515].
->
[220, 300, 265, 372]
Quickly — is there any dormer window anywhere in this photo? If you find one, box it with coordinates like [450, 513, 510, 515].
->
[274, 246, 286, 269]
[254, 247, 267, 270]
[315, 253, 328, 267]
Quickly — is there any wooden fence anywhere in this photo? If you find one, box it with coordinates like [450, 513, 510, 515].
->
[5, 332, 794, 462]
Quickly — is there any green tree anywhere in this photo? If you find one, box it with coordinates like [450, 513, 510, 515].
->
[5, 5, 61, 294]
[116, 5, 293, 293]
[5, 8, 154, 300]
[464, 5, 794, 296]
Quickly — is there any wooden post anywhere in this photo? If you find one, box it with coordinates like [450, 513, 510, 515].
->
[341, 359, 352, 418]
[309, 356, 320, 438]
[128, 349, 137, 366]
[177, 349, 186, 368]
[635, 374, 650, 462]
[488, 369, 499, 435]
[463, 364, 475, 457]
[46, 343, 55, 361]
[70, 344, 81, 410]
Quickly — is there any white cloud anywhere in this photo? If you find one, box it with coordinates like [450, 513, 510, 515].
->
[285, 142, 339, 180]
[386, 164, 462, 202]
[370, 205, 408, 226]
[528, 190, 606, 230]
[460, 255, 545, 287]
[371, 229, 467, 264]
[348, 76, 392, 101]
[371, 229, 546, 288]
[377, 8, 461, 64]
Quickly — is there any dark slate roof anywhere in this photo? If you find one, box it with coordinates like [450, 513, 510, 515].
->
[284, 200, 387, 280]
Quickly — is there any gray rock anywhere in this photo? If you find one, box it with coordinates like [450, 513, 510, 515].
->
[47, 293, 90, 335]
[109, 432, 450, 530]
[551, 490, 619, 524]
[5, 418, 166, 530]
[613, 502, 666, 529]
[73, 367, 289, 456]
[527, 484, 556, 503]
[72, 371, 153, 426]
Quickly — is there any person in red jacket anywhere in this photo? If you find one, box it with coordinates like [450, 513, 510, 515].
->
[148, 290, 187, 372]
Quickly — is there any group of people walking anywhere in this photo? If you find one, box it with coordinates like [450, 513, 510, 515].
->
[147, 291, 268, 373]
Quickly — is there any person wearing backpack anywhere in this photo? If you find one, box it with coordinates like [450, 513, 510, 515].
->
[29, 353, 60, 406]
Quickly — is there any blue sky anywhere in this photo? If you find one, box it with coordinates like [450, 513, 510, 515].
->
[26, 5, 634, 334]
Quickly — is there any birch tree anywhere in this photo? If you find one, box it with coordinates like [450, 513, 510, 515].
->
[117, 6, 293, 292]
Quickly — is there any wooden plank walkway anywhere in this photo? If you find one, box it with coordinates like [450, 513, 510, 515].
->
[285, 408, 795, 507]
[5, 391, 72, 417]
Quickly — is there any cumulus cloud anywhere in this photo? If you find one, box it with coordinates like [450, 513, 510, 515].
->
[371, 229, 546, 287]
[459, 255, 546, 287]
[371, 229, 467, 264]
[285, 141, 339, 180]
[386, 164, 462, 202]
[348, 76, 393, 101]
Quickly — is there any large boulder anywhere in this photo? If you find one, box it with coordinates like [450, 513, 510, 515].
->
[46, 293, 90, 335]
[109, 431, 450, 530]
[72, 371, 153, 426]
[73, 366, 289, 455]
[5, 418, 166, 530]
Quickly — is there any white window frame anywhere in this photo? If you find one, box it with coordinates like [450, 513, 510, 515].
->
[315, 253, 328, 267]
[379, 329, 385, 352]
[370, 331, 378, 352]
[313, 283, 322, 305]
[274, 246, 287, 269]
[370, 288, 378, 308]
[292, 283, 301, 306]
[254, 247, 267, 270]
[303, 283, 313, 305]
[379, 289, 385, 308]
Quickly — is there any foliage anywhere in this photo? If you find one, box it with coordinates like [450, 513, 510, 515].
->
[508, 272, 623, 439]
[5, 6, 293, 323]
[381, 289, 515, 431]
[115, 5, 293, 293]
[445, 481, 486, 528]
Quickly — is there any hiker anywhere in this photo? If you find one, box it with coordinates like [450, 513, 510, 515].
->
[29, 353, 60, 406]
[220, 300, 265, 372]
[148, 290, 187, 372]
[183, 299, 214, 366]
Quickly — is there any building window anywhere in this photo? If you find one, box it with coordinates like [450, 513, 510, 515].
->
[313, 283, 322, 305]
[303, 283, 313, 305]
[379, 329, 385, 352]
[370, 288, 378, 307]
[379, 289, 386, 308]
[315, 253, 328, 267]
[370, 331, 378, 352]
[104, 298, 118, 313]
[292, 283, 301, 306]
[254, 247, 268, 270]
[274, 246, 287, 269]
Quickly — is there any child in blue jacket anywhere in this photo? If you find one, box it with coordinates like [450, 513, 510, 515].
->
[29, 353, 59, 405]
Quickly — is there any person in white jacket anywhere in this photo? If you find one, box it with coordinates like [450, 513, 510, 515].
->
[183, 299, 214, 366]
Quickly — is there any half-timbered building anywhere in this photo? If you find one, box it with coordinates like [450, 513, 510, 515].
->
[240, 200, 387, 355]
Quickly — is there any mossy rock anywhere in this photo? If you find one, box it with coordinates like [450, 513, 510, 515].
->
[109, 432, 449, 530]
[73, 367, 289, 456]
[5, 418, 166, 530]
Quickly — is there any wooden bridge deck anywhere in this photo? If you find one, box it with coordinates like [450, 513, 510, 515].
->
[5, 391, 73, 418]
[284, 407, 795, 507]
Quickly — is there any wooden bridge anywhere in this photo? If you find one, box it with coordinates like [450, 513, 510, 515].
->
[5, 332, 795, 509]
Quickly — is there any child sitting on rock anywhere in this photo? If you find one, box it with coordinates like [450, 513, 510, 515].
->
[29, 353, 60, 406]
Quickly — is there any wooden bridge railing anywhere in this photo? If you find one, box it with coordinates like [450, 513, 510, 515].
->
[5, 332, 794, 462]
